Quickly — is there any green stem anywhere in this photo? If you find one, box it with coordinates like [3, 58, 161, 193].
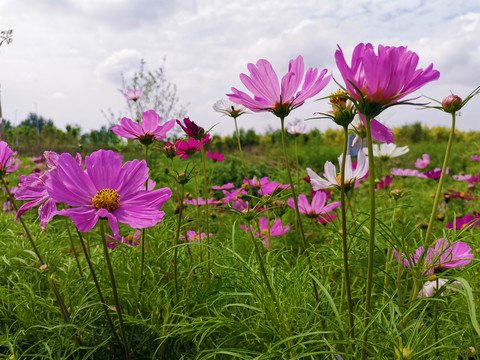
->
[361, 116, 376, 360]
[191, 157, 203, 268]
[65, 217, 83, 277]
[76, 229, 122, 347]
[279, 117, 319, 303]
[294, 136, 300, 185]
[340, 126, 355, 342]
[234, 117, 249, 181]
[100, 220, 129, 360]
[199, 140, 211, 280]
[382, 203, 397, 304]
[424, 113, 456, 246]
[174, 183, 185, 303]
[2, 177, 70, 322]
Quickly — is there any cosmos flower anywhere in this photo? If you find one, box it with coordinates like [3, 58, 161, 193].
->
[286, 119, 308, 135]
[111, 110, 175, 146]
[180, 230, 213, 243]
[177, 118, 206, 140]
[213, 99, 247, 118]
[418, 277, 462, 298]
[395, 238, 474, 275]
[124, 89, 144, 101]
[46, 150, 171, 236]
[375, 176, 393, 191]
[415, 154, 430, 169]
[423, 168, 448, 179]
[453, 174, 473, 181]
[240, 217, 289, 247]
[206, 151, 225, 162]
[228, 55, 330, 118]
[212, 183, 235, 190]
[446, 189, 473, 201]
[351, 115, 394, 144]
[0, 141, 15, 175]
[471, 155, 480, 161]
[391, 168, 419, 177]
[184, 197, 216, 206]
[307, 149, 369, 190]
[446, 213, 480, 230]
[287, 192, 340, 219]
[257, 181, 291, 196]
[335, 43, 440, 118]
[175, 137, 210, 159]
[366, 143, 409, 159]
[106, 231, 141, 249]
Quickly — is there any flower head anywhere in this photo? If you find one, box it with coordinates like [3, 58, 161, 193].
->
[415, 154, 430, 169]
[366, 143, 409, 160]
[180, 230, 213, 243]
[287, 192, 340, 219]
[213, 99, 247, 118]
[206, 151, 225, 162]
[228, 55, 330, 118]
[46, 150, 171, 236]
[335, 43, 440, 118]
[442, 94, 463, 113]
[111, 110, 175, 145]
[418, 277, 462, 298]
[177, 118, 206, 140]
[286, 119, 308, 135]
[240, 217, 289, 247]
[175, 137, 210, 159]
[446, 213, 480, 230]
[307, 149, 368, 190]
[124, 89, 144, 101]
[0, 141, 15, 176]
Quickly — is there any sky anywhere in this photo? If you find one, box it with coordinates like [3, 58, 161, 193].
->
[1, 0, 480, 137]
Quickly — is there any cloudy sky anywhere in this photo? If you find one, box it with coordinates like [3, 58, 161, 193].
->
[1, 0, 480, 137]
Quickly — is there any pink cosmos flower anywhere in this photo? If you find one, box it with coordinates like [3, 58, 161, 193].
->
[177, 118, 206, 140]
[418, 277, 462, 298]
[212, 183, 235, 190]
[106, 231, 141, 249]
[176, 137, 210, 159]
[244, 176, 269, 188]
[111, 110, 175, 145]
[395, 239, 474, 275]
[287, 192, 340, 219]
[446, 213, 480, 230]
[391, 168, 419, 177]
[471, 155, 480, 161]
[415, 154, 430, 169]
[180, 230, 213, 243]
[240, 217, 289, 248]
[228, 55, 331, 118]
[375, 176, 393, 191]
[206, 151, 225, 162]
[184, 197, 216, 206]
[46, 150, 171, 236]
[446, 189, 473, 201]
[424, 168, 448, 179]
[307, 149, 368, 190]
[257, 181, 291, 196]
[453, 174, 472, 181]
[0, 141, 15, 174]
[335, 43, 440, 118]
[124, 89, 144, 101]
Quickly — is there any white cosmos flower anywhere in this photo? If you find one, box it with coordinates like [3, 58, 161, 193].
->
[307, 149, 369, 190]
[286, 119, 308, 135]
[418, 277, 462, 298]
[364, 143, 409, 159]
[213, 99, 247, 118]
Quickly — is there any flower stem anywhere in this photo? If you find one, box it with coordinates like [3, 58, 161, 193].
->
[234, 117, 249, 181]
[382, 203, 398, 304]
[361, 115, 376, 360]
[279, 117, 319, 303]
[2, 177, 70, 323]
[99, 220, 129, 360]
[424, 112, 456, 246]
[75, 229, 122, 347]
[340, 126, 355, 342]
[174, 183, 185, 303]
[199, 140, 211, 280]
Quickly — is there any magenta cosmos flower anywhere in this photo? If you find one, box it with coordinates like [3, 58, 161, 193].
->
[335, 43, 440, 118]
[46, 150, 171, 236]
[180, 230, 213, 243]
[0, 141, 15, 175]
[228, 55, 331, 118]
[206, 151, 225, 162]
[415, 154, 430, 169]
[111, 110, 175, 146]
[287, 192, 340, 219]
[240, 217, 289, 247]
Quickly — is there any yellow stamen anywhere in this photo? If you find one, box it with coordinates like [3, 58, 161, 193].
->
[92, 188, 120, 212]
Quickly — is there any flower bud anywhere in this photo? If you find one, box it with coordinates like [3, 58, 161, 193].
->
[442, 94, 462, 113]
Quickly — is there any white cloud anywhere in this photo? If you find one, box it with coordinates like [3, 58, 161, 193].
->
[45, 92, 68, 100]
[95, 49, 142, 84]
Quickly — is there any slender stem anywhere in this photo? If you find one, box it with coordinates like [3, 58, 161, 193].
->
[361, 115, 376, 360]
[2, 177, 70, 322]
[170, 158, 180, 206]
[294, 136, 300, 185]
[65, 217, 83, 277]
[340, 126, 355, 341]
[424, 113, 456, 246]
[174, 183, 185, 303]
[100, 220, 129, 360]
[382, 203, 397, 304]
[76, 229, 122, 347]
[191, 157, 203, 267]
[279, 117, 319, 303]
[234, 117, 249, 181]
[199, 140, 211, 280]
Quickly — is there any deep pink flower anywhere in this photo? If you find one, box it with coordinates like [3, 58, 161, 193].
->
[177, 118, 206, 140]
[222, 188, 248, 204]
[287, 192, 340, 219]
[423, 168, 448, 179]
[240, 217, 289, 247]
[415, 154, 430, 169]
[244, 176, 269, 188]
[175, 137, 210, 159]
[395, 239, 474, 275]
[184, 197, 216, 206]
[180, 230, 213, 243]
[446, 213, 480, 230]
[111, 110, 175, 145]
[446, 189, 473, 201]
[106, 231, 141, 249]
[46, 150, 171, 236]
[375, 175, 393, 191]
[335, 43, 440, 118]
[0, 141, 15, 175]
[206, 151, 225, 162]
[212, 183, 235, 190]
[228, 55, 330, 118]
[471, 155, 480, 161]
[258, 181, 290, 196]
[124, 89, 144, 101]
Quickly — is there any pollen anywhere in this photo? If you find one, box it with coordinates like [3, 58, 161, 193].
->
[330, 89, 348, 106]
[92, 188, 120, 212]
[337, 172, 342, 184]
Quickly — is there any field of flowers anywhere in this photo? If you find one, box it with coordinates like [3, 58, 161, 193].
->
[1, 43, 480, 359]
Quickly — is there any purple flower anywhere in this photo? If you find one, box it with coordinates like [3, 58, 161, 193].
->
[206, 151, 225, 162]
[177, 118, 206, 140]
[471, 155, 480, 161]
[111, 110, 175, 146]
[287, 192, 340, 219]
[335, 43, 440, 118]
[212, 183, 235, 190]
[176, 137, 210, 159]
[446, 213, 480, 230]
[46, 149, 171, 236]
[228, 55, 330, 118]
[240, 217, 289, 247]
[0, 141, 15, 175]
[180, 230, 213, 243]
[423, 168, 448, 179]
[375, 176, 393, 191]
[415, 154, 430, 169]
[124, 89, 144, 101]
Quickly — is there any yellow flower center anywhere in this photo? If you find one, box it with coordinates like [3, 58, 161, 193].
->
[192, 235, 201, 241]
[330, 89, 348, 106]
[92, 189, 120, 212]
[460, 191, 466, 198]
[260, 229, 270, 237]
[337, 172, 342, 184]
